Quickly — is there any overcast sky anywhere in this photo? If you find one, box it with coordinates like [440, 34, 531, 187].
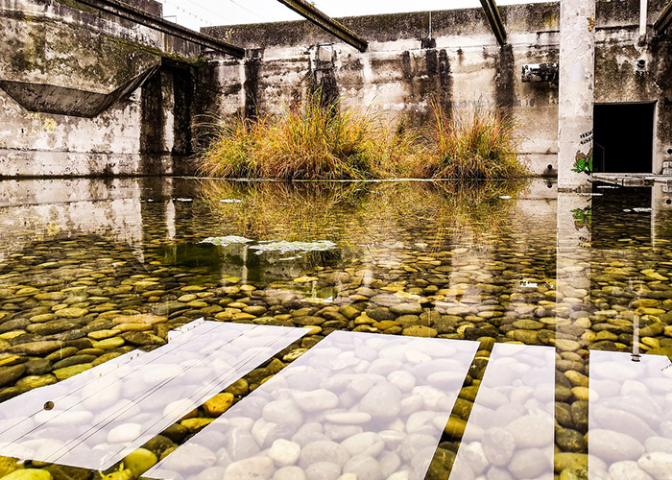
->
[156, 0, 554, 31]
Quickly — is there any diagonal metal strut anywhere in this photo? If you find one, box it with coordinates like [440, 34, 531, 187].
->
[654, 1, 672, 35]
[73, 0, 245, 58]
[276, 0, 368, 52]
[479, 0, 507, 46]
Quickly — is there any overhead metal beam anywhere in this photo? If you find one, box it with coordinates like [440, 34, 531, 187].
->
[479, 0, 507, 46]
[276, 0, 368, 52]
[654, 1, 672, 35]
[73, 0, 245, 58]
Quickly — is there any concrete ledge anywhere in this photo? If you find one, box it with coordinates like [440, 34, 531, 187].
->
[591, 173, 660, 186]
[0, 150, 173, 177]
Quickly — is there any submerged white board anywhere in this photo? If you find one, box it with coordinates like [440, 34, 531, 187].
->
[588, 350, 672, 478]
[451, 343, 555, 480]
[146, 331, 479, 480]
[0, 320, 306, 471]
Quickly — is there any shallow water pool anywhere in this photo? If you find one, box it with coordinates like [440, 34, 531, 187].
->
[0, 177, 671, 480]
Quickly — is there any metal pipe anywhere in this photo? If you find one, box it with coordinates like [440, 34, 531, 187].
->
[479, 0, 507, 46]
[73, 0, 246, 58]
[429, 12, 433, 40]
[276, 0, 368, 52]
[654, 0, 672, 35]
[641, 0, 648, 38]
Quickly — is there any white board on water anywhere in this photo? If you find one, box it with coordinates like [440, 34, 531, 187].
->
[588, 350, 672, 478]
[146, 331, 479, 480]
[450, 343, 555, 480]
[0, 320, 306, 471]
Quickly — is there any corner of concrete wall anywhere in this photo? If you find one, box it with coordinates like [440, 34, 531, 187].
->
[0, 0, 200, 176]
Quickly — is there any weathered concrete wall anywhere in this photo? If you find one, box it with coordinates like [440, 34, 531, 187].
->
[594, 0, 672, 174]
[203, 4, 561, 175]
[558, 0, 595, 191]
[0, 0, 200, 176]
[2, 0, 671, 179]
[202, 0, 672, 177]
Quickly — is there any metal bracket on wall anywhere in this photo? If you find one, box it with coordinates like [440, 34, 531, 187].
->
[479, 0, 507, 46]
[310, 44, 336, 72]
[276, 0, 368, 52]
[521, 63, 559, 84]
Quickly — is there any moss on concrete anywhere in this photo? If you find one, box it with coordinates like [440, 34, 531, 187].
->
[53, 0, 98, 15]
[113, 38, 207, 68]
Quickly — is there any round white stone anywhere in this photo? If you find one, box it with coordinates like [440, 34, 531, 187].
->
[274, 466, 306, 480]
[269, 439, 301, 467]
[341, 432, 384, 457]
[305, 462, 341, 480]
[387, 371, 416, 391]
[609, 461, 654, 480]
[324, 412, 372, 424]
[107, 423, 142, 443]
[294, 389, 339, 412]
[638, 452, 672, 480]
[263, 399, 303, 425]
[224, 457, 274, 480]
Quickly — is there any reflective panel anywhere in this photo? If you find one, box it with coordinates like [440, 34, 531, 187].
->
[589, 351, 672, 479]
[146, 331, 479, 480]
[0, 321, 306, 470]
[451, 343, 555, 480]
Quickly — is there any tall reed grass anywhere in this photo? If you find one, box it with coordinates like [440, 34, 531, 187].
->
[198, 93, 527, 180]
[419, 99, 526, 179]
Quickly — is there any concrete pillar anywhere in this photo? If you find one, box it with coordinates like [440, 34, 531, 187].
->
[558, 0, 596, 191]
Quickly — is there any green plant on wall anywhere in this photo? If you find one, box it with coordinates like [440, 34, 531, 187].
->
[571, 148, 594, 174]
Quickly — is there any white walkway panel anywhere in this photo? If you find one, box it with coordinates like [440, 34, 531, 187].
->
[451, 343, 555, 480]
[589, 350, 672, 478]
[147, 331, 479, 480]
[0, 320, 306, 470]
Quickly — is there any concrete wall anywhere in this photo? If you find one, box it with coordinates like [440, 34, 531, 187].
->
[203, 4, 561, 176]
[0, 0, 199, 177]
[594, 0, 672, 174]
[202, 0, 672, 177]
[1, 0, 671, 178]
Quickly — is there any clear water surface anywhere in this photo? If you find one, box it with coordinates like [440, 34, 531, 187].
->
[0, 177, 671, 480]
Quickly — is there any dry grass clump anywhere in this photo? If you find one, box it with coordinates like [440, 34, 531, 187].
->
[199, 116, 265, 178]
[258, 96, 379, 180]
[198, 94, 527, 180]
[415, 100, 526, 179]
[200, 94, 398, 180]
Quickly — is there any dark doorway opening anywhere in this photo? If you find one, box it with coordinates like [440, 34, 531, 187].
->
[593, 103, 655, 173]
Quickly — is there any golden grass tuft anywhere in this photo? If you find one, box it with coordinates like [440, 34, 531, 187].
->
[198, 93, 528, 180]
[415, 99, 527, 179]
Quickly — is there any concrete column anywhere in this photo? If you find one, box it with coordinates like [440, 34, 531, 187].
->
[558, 0, 596, 191]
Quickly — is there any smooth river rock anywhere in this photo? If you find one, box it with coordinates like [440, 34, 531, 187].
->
[360, 383, 402, 421]
[589, 429, 645, 462]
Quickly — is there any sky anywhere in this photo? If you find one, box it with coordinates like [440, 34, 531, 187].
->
[156, 0, 554, 31]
